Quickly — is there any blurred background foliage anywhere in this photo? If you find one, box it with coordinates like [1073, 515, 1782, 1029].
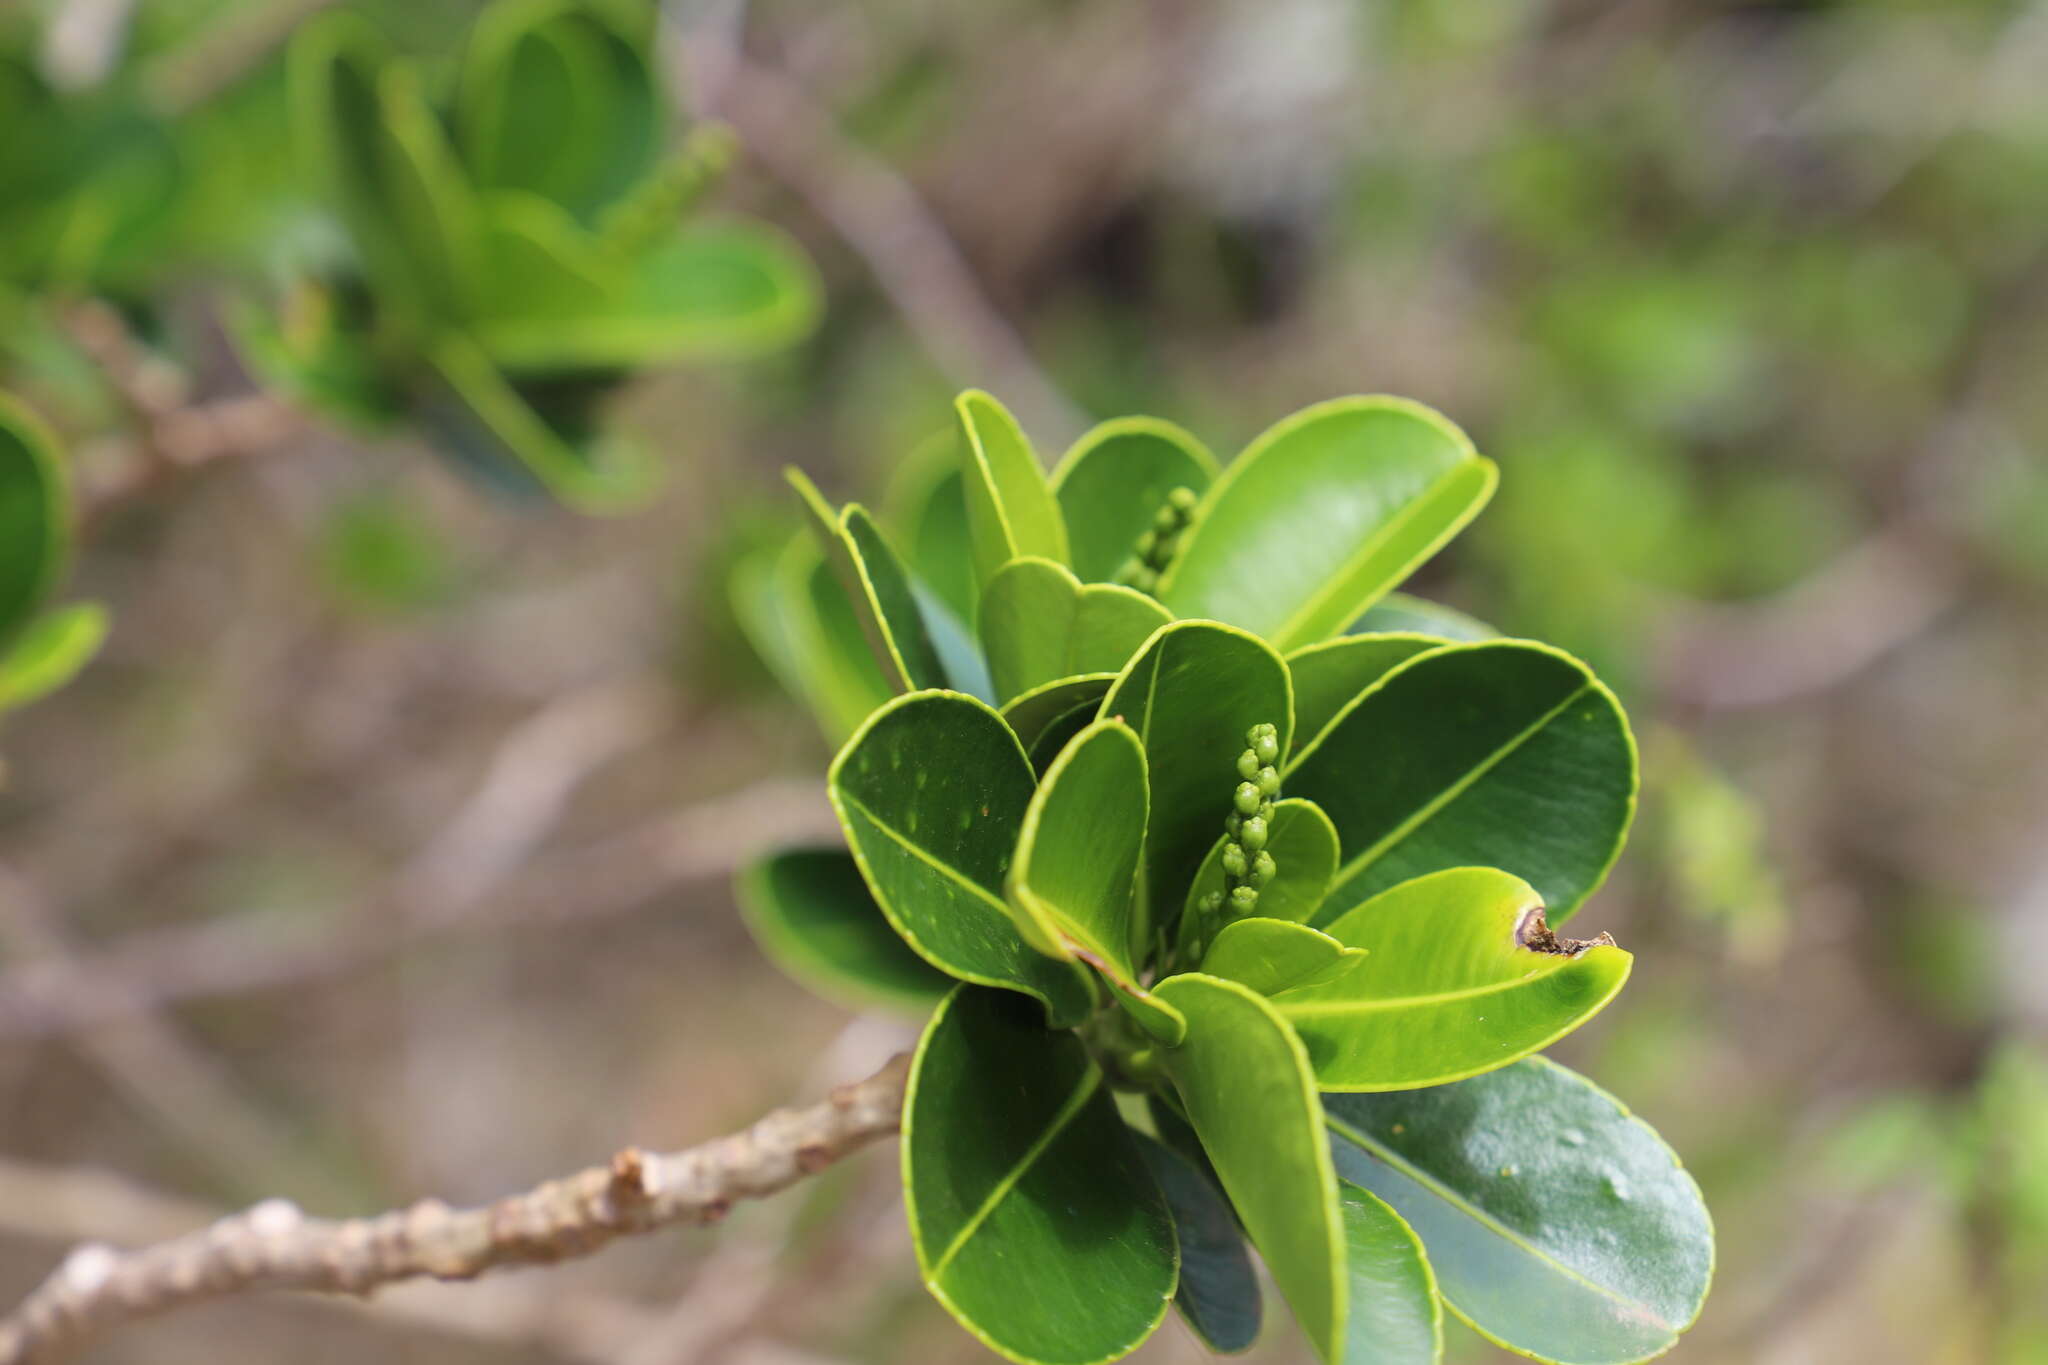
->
[2, 0, 2046, 1362]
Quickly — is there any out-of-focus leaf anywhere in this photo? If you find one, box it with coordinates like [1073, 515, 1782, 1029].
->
[905, 987, 1175, 1365]
[0, 601, 107, 711]
[0, 394, 68, 642]
[1160, 398, 1496, 652]
[1352, 593, 1497, 642]
[1050, 416, 1218, 583]
[736, 847, 953, 1013]
[884, 430, 979, 625]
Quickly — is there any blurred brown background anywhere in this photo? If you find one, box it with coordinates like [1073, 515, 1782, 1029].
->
[3, 0, 2047, 1361]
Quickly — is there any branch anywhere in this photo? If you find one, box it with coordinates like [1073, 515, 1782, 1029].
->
[0, 1052, 912, 1365]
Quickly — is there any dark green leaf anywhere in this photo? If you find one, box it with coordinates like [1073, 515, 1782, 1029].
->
[1279, 868, 1632, 1090]
[1285, 635, 1447, 758]
[1159, 398, 1496, 652]
[736, 847, 952, 1013]
[1101, 621, 1293, 946]
[1353, 593, 1497, 642]
[979, 557, 1171, 705]
[1336, 1181, 1443, 1365]
[830, 691, 1094, 1026]
[1288, 640, 1636, 925]
[1154, 973, 1346, 1363]
[1199, 917, 1363, 997]
[1050, 416, 1218, 583]
[1325, 1059, 1714, 1365]
[1136, 1132, 1262, 1354]
[728, 535, 893, 745]
[957, 390, 1068, 591]
[906, 987, 1175, 1365]
[0, 394, 67, 644]
[1182, 797, 1340, 937]
[1000, 674, 1114, 756]
[884, 430, 979, 623]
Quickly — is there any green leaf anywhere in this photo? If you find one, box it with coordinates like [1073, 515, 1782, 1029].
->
[1182, 797, 1340, 934]
[0, 394, 68, 643]
[1277, 867, 1632, 1090]
[1101, 621, 1293, 944]
[1136, 1132, 1262, 1354]
[830, 691, 1094, 1026]
[1050, 416, 1218, 582]
[884, 430, 979, 623]
[979, 557, 1172, 705]
[456, 0, 660, 224]
[788, 470, 947, 693]
[729, 534, 894, 746]
[736, 847, 953, 1013]
[905, 987, 1175, 1365]
[1325, 1059, 1714, 1365]
[1353, 593, 1497, 642]
[1199, 917, 1363, 997]
[472, 191, 620, 328]
[1285, 635, 1447, 757]
[1154, 973, 1346, 1363]
[1336, 1181, 1443, 1365]
[1000, 674, 1115, 757]
[1159, 398, 1497, 652]
[957, 390, 1069, 592]
[1007, 719, 1147, 975]
[0, 601, 107, 711]
[477, 221, 821, 369]
[1288, 640, 1637, 925]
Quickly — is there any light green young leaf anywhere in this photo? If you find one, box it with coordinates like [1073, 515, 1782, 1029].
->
[979, 557, 1171, 705]
[1050, 416, 1218, 583]
[1199, 917, 1363, 997]
[905, 987, 1175, 1365]
[1136, 1131, 1262, 1354]
[1336, 1181, 1443, 1365]
[1352, 593, 1497, 642]
[1182, 797, 1340, 936]
[1154, 973, 1346, 1363]
[1288, 639, 1636, 925]
[1325, 1058, 1714, 1365]
[1101, 621, 1293, 946]
[956, 389, 1069, 591]
[1159, 398, 1496, 652]
[1279, 867, 1631, 1090]
[736, 847, 953, 1014]
[1284, 635, 1446, 758]
[1006, 719, 1147, 974]
[830, 691, 1094, 1026]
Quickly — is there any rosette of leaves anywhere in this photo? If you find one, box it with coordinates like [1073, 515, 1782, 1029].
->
[248, 0, 819, 509]
[733, 391, 1713, 1364]
[0, 396, 109, 713]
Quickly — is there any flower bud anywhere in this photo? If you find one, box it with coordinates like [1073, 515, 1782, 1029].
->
[1251, 727, 1281, 766]
[1239, 815, 1268, 852]
[1229, 885, 1260, 915]
[1233, 782, 1262, 816]
[1236, 749, 1260, 782]
[1222, 844, 1248, 878]
[1251, 850, 1277, 886]
[1256, 765, 1281, 797]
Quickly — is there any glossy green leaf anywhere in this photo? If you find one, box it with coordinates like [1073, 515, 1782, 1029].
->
[830, 692, 1094, 1026]
[1278, 868, 1631, 1090]
[736, 847, 952, 1013]
[0, 394, 67, 643]
[980, 557, 1172, 705]
[957, 390, 1069, 591]
[1353, 593, 1497, 642]
[1050, 416, 1218, 582]
[1288, 640, 1636, 925]
[1007, 719, 1147, 974]
[1325, 1059, 1714, 1365]
[1285, 635, 1447, 758]
[905, 987, 1175, 1365]
[1136, 1132, 1261, 1354]
[1336, 1181, 1443, 1365]
[789, 470, 947, 693]
[478, 221, 820, 369]
[1182, 797, 1340, 935]
[1200, 917, 1363, 997]
[1159, 398, 1497, 652]
[884, 432, 979, 625]
[1000, 674, 1115, 756]
[1101, 621, 1293, 943]
[1154, 973, 1346, 1363]
[456, 0, 660, 224]
[0, 601, 108, 711]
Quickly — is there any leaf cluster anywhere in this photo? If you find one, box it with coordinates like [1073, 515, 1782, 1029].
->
[736, 390, 1713, 1363]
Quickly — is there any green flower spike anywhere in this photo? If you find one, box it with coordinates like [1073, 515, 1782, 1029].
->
[1114, 485, 1198, 594]
[1189, 722, 1282, 955]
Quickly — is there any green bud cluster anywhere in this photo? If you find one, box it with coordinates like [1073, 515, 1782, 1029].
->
[1191, 723, 1282, 953]
[1114, 486, 1199, 595]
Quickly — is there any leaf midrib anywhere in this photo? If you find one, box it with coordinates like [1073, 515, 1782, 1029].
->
[1276, 955, 1605, 1018]
[838, 791, 1013, 919]
[931, 1066, 1104, 1278]
[1326, 682, 1592, 889]
[1321, 1111, 1671, 1329]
